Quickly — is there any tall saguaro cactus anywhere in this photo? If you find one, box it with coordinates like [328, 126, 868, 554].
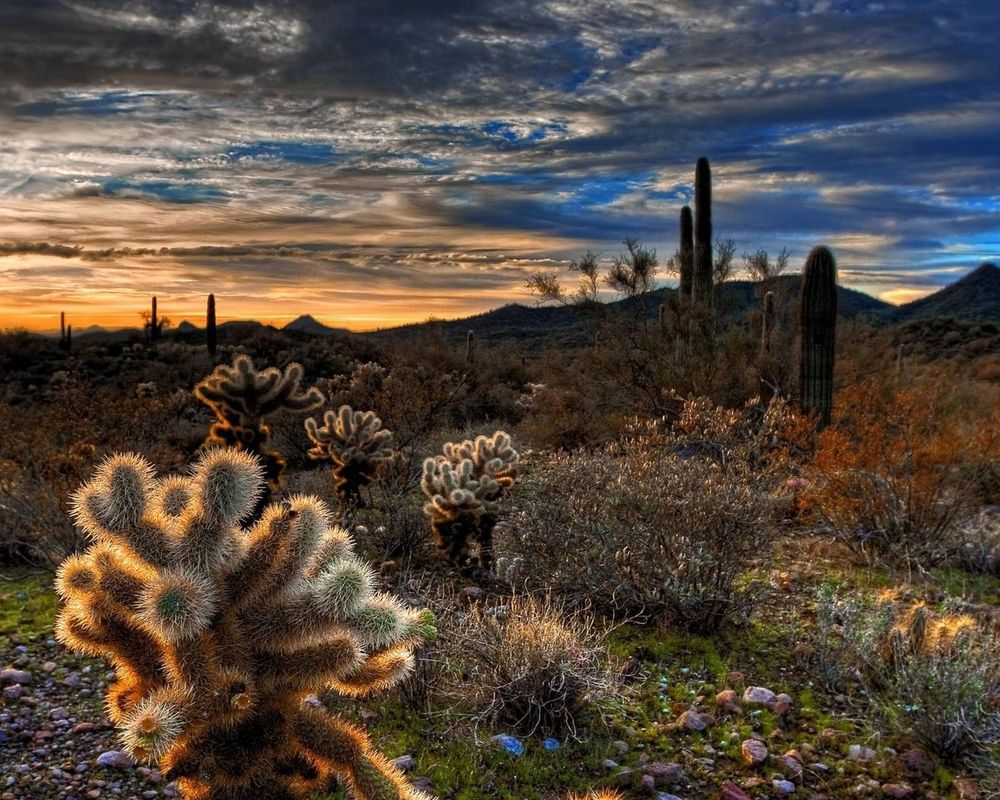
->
[206, 294, 217, 357]
[59, 312, 68, 352]
[56, 451, 435, 800]
[465, 330, 476, 366]
[761, 291, 775, 357]
[692, 157, 713, 305]
[678, 205, 694, 300]
[151, 296, 161, 343]
[799, 246, 838, 427]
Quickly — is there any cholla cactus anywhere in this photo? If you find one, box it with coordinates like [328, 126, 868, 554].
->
[305, 405, 395, 509]
[565, 792, 623, 800]
[194, 355, 323, 510]
[421, 432, 518, 572]
[56, 451, 435, 800]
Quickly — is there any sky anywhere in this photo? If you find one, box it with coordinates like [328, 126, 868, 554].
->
[0, 0, 998, 332]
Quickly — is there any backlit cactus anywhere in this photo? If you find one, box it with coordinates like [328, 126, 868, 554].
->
[305, 405, 395, 509]
[678, 204, 693, 300]
[194, 355, 323, 511]
[206, 294, 217, 357]
[799, 245, 837, 428]
[421, 431, 518, 572]
[564, 792, 624, 800]
[55, 450, 435, 800]
[693, 157, 713, 305]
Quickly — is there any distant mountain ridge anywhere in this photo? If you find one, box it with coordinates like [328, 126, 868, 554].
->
[27, 263, 1000, 345]
[889, 262, 1000, 323]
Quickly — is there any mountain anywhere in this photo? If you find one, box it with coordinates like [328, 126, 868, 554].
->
[283, 315, 348, 337]
[175, 320, 199, 334]
[364, 277, 892, 349]
[891, 262, 1000, 323]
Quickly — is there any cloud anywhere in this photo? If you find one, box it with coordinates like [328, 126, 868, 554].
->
[0, 0, 998, 328]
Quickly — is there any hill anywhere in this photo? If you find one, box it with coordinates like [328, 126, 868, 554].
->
[283, 314, 349, 337]
[364, 277, 892, 349]
[891, 262, 1000, 323]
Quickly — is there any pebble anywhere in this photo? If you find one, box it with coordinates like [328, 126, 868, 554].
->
[0, 669, 32, 686]
[391, 754, 415, 772]
[773, 779, 796, 794]
[740, 739, 768, 766]
[675, 709, 708, 731]
[720, 781, 753, 800]
[882, 784, 913, 798]
[847, 744, 877, 762]
[96, 750, 133, 769]
[715, 689, 742, 714]
[742, 686, 776, 706]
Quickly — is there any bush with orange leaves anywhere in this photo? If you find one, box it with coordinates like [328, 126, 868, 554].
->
[802, 378, 1000, 568]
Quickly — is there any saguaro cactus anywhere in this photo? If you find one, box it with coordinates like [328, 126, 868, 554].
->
[799, 246, 837, 427]
[59, 312, 67, 351]
[678, 205, 694, 300]
[65, 324, 72, 353]
[56, 450, 435, 800]
[421, 432, 518, 573]
[465, 330, 476, 366]
[151, 296, 161, 343]
[206, 294, 217, 357]
[305, 406, 394, 509]
[693, 157, 713, 305]
[194, 355, 324, 508]
[761, 291, 775, 357]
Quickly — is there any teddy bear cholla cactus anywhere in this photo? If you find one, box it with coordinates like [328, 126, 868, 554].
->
[305, 405, 394, 509]
[55, 450, 435, 800]
[194, 355, 323, 507]
[421, 431, 518, 571]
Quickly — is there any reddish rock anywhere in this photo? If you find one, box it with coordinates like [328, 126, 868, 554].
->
[715, 689, 742, 714]
[771, 693, 793, 715]
[893, 748, 934, 780]
[720, 781, 753, 800]
[675, 710, 708, 731]
[743, 686, 776, 706]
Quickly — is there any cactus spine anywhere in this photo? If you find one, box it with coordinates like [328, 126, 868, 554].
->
[206, 294, 217, 357]
[56, 451, 435, 800]
[692, 157, 713, 305]
[799, 246, 837, 427]
[678, 205, 694, 300]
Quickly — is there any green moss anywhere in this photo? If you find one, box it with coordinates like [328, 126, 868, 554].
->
[930, 567, 1000, 604]
[0, 570, 59, 643]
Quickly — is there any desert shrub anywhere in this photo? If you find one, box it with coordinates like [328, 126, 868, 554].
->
[815, 586, 1000, 766]
[498, 397, 786, 632]
[802, 378, 1000, 569]
[959, 511, 1000, 576]
[440, 594, 622, 736]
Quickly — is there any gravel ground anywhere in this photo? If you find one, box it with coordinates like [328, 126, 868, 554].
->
[1, 635, 177, 800]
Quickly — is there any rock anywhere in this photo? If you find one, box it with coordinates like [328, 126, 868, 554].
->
[773, 779, 796, 794]
[847, 744, 877, 762]
[641, 774, 656, 793]
[720, 781, 753, 800]
[742, 686, 775, 706]
[715, 689, 742, 714]
[676, 710, 708, 731]
[49, 707, 68, 721]
[612, 739, 629, 754]
[71, 722, 99, 734]
[893, 748, 934, 780]
[542, 737, 560, 751]
[2, 685, 25, 701]
[41, 661, 57, 673]
[656, 795, 685, 800]
[615, 767, 635, 787]
[0, 669, 32, 686]
[775, 755, 803, 782]
[391, 754, 415, 772]
[603, 759, 619, 771]
[882, 784, 913, 798]
[740, 739, 768, 766]
[771, 693, 793, 715]
[491, 734, 524, 756]
[95, 750, 133, 769]
[953, 778, 980, 800]
[642, 762, 683, 786]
